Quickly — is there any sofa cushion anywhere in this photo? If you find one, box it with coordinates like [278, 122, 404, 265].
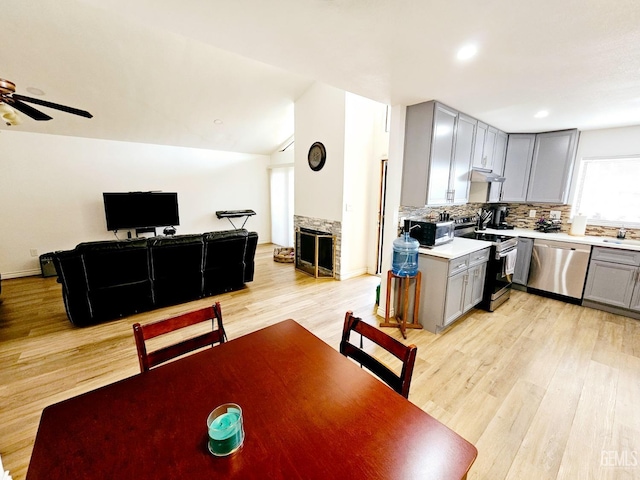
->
[78, 238, 154, 320]
[149, 235, 204, 306]
[203, 230, 248, 295]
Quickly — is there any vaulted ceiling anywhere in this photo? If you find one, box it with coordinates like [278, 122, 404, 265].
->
[3, 0, 640, 155]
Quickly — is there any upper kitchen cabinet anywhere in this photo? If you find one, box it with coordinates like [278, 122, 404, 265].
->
[499, 129, 578, 204]
[472, 122, 487, 169]
[451, 114, 476, 204]
[487, 131, 508, 202]
[527, 129, 579, 203]
[500, 134, 536, 202]
[401, 101, 473, 206]
[472, 124, 500, 171]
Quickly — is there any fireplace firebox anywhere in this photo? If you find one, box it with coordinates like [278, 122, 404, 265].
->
[295, 228, 335, 278]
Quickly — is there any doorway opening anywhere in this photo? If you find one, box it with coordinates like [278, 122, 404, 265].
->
[376, 159, 388, 274]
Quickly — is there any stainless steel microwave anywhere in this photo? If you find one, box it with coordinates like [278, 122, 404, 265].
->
[407, 219, 455, 247]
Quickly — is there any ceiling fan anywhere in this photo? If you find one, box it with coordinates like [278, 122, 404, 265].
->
[0, 78, 93, 124]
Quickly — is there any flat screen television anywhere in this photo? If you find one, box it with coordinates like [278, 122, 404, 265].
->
[103, 192, 179, 231]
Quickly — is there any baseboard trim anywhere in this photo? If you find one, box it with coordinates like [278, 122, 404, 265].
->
[338, 267, 369, 281]
[2, 269, 41, 279]
[582, 300, 640, 320]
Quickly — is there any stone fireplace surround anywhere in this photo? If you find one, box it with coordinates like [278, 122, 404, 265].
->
[294, 215, 342, 279]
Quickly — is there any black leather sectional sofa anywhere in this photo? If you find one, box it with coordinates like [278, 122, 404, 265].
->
[53, 229, 258, 326]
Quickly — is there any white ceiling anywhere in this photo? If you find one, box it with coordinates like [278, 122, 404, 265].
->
[3, 0, 640, 155]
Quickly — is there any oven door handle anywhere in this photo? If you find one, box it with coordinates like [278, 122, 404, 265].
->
[495, 248, 517, 259]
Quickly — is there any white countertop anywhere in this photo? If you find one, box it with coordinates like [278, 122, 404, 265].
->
[419, 228, 640, 260]
[419, 237, 493, 259]
[481, 228, 640, 252]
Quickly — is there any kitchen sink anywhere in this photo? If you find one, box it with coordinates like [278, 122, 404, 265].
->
[602, 238, 640, 246]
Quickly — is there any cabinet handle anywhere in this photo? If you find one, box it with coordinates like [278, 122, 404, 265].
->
[445, 189, 453, 202]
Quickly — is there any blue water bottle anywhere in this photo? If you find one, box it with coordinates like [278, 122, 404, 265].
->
[392, 220, 420, 276]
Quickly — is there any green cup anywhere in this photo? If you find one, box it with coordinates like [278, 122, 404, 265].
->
[207, 403, 244, 456]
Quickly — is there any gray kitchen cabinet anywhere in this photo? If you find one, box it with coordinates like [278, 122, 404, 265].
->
[630, 280, 640, 312]
[513, 237, 534, 285]
[488, 131, 508, 202]
[472, 122, 488, 169]
[583, 246, 640, 317]
[500, 134, 536, 202]
[401, 101, 472, 206]
[451, 114, 475, 204]
[466, 262, 487, 310]
[483, 127, 497, 171]
[419, 247, 490, 333]
[526, 129, 579, 203]
[583, 260, 637, 307]
[472, 123, 498, 171]
[428, 104, 457, 205]
[492, 131, 508, 176]
[499, 129, 578, 204]
[444, 270, 466, 326]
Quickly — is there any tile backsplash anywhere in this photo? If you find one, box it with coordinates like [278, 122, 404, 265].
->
[399, 203, 637, 240]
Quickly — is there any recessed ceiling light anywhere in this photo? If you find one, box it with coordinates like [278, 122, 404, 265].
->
[534, 110, 549, 118]
[26, 87, 45, 96]
[213, 119, 223, 125]
[456, 44, 478, 61]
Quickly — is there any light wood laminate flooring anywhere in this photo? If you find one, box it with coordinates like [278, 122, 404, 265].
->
[1, 243, 639, 479]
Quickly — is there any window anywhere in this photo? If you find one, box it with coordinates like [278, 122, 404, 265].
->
[571, 156, 640, 227]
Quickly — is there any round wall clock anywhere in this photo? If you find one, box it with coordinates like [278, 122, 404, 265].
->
[307, 142, 326, 171]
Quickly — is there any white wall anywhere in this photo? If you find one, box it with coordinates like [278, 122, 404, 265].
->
[568, 125, 640, 204]
[342, 93, 389, 278]
[294, 82, 346, 222]
[269, 146, 295, 247]
[0, 130, 271, 277]
[377, 104, 407, 317]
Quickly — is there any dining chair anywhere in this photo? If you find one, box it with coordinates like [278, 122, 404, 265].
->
[340, 310, 417, 398]
[133, 302, 227, 372]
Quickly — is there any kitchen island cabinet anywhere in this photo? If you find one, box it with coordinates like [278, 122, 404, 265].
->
[419, 246, 490, 333]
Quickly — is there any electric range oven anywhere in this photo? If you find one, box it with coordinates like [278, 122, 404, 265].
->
[455, 222, 518, 312]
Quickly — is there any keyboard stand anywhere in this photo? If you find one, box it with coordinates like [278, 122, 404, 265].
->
[215, 210, 256, 229]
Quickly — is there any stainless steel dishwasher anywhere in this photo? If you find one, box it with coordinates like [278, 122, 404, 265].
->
[528, 239, 591, 299]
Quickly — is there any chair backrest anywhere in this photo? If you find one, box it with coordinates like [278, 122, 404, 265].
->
[133, 302, 226, 372]
[340, 311, 417, 398]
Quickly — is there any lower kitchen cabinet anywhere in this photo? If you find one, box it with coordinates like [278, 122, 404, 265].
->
[419, 248, 490, 333]
[583, 246, 640, 317]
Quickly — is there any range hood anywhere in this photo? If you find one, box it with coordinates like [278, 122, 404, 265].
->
[471, 169, 505, 183]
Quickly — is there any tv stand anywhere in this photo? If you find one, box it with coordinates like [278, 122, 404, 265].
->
[135, 227, 157, 237]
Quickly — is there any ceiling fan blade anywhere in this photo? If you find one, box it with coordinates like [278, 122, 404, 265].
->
[6, 98, 52, 121]
[13, 94, 93, 119]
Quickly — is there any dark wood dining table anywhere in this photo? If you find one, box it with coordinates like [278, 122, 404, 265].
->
[27, 319, 477, 479]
